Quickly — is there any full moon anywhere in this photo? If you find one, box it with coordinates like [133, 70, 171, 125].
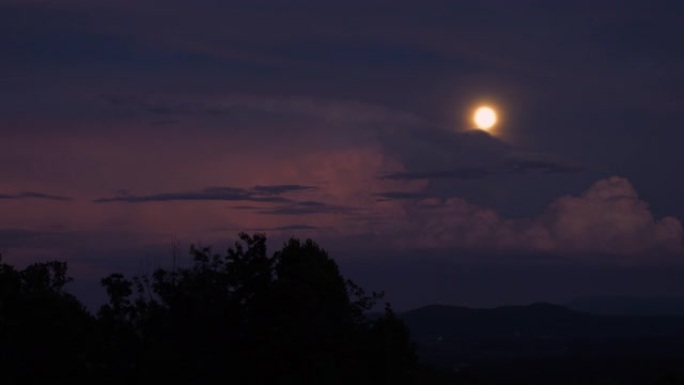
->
[473, 106, 497, 131]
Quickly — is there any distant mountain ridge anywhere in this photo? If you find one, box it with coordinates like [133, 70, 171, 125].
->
[399, 303, 684, 366]
[566, 296, 684, 316]
[401, 302, 684, 340]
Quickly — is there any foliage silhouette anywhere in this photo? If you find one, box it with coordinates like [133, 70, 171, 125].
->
[0, 235, 437, 383]
[0, 255, 95, 383]
[7, 234, 684, 384]
[96, 233, 417, 384]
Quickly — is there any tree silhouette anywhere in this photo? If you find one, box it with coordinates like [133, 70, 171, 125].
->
[98, 233, 417, 384]
[0, 255, 95, 383]
[0, 234, 419, 384]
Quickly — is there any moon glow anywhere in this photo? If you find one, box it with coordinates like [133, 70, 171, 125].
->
[473, 106, 497, 131]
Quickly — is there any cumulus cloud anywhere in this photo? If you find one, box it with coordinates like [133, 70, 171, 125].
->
[398, 177, 683, 257]
[541, 177, 683, 255]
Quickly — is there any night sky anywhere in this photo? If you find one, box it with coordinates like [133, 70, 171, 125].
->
[2, 0, 684, 310]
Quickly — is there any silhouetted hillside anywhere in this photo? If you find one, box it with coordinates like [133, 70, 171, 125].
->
[400, 303, 684, 384]
[6, 240, 684, 385]
[403, 303, 684, 342]
[567, 296, 684, 316]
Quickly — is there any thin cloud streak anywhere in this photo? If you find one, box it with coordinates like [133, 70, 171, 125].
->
[256, 200, 356, 216]
[382, 158, 584, 181]
[94, 185, 316, 203]
[0, 191, 71, 201]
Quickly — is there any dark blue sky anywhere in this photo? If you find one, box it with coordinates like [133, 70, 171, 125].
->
[2, 0, 684, 309]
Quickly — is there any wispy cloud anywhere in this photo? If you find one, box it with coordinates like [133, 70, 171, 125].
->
[94, 184, 316, 203]
[269, 224, 320, 231]
[382, 156, 584, 181]
[251, 224, 321, 232]
[98, 94, 424, 125]
[382, 167, 489, 181]
[506, 158, 585, 175]
[373, 191, 429, 201]
[256, 200, 355, 216]
[251, 185, 317, 195]
[0, 192, 71, 201]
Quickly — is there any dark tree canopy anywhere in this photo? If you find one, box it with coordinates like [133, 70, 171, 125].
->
[0, 256, 94, 383]
[97, 233, 417, 384]
[0, 234, 421, 384]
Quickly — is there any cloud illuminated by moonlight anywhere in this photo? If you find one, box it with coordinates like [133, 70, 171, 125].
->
[396, 177, 683, 257]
